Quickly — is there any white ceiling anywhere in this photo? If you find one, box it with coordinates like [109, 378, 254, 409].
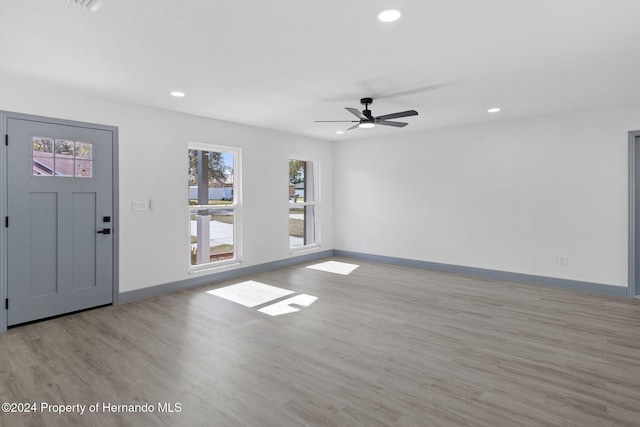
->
[1, 0, 640, 141]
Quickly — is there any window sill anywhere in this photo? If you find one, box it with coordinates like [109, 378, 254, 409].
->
[289, 245, 321, 256]
[188, 260, 241, 275]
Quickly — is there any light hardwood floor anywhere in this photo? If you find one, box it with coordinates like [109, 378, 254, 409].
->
[1, 257, 639, 426]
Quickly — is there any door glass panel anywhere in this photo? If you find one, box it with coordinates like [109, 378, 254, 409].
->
[32, 158, 55, 176]
[74, 142, 94, 178]
[55, 159, 75, 177]
[32, 137, 55, 176]
[33, 137, 53, 155]
[54, 139, 74, 176]
[55, 139, 74, 156]
[75, 141, 93, 159]
[32, 137, 94, 178]
[75, 160, 93, 177]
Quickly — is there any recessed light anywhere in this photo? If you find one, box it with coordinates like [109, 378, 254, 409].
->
[488, 107, 501, 113]
[378, 9, 402, 23]
[359, 123, 375, 129]
[336, 131, 345, 135]
[171, 91, 185, 97]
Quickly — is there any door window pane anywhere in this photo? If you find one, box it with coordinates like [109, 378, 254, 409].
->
[75, 160, 93, 177]
[32, 137, 55, 176]
[33, 137, 53, 155]
[32, 137, 94, 178]
[75, 141, 93, 159]
[54, 159, 75, 177]
[55, 139, 74, 156]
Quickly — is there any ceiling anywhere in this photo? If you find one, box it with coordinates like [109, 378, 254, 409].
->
[2, 0, 640, 141]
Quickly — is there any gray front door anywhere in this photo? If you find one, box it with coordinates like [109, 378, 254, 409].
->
[7, 117, 114, 326]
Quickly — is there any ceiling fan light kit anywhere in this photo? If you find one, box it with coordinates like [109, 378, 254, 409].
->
[378, 9, 403, 23]
[314, 97, 418, 132]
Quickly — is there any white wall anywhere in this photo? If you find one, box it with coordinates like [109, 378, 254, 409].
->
[334, 107, 640, 287]
[0, 73, 333, 292]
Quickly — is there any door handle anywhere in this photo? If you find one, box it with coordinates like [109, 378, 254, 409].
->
[97, 228, 111, 235]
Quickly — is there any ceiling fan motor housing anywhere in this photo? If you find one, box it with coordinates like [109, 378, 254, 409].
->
[360, 98, 374, 120]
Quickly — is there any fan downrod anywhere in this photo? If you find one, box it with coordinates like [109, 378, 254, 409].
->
[360, 97, 373, 107]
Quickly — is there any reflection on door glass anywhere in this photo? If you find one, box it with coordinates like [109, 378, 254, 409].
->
[55, 139, 74, 156]
[55, 159, 75, 177]
[75, 141, 92, 159]
[75, 160, 93, 177]
[33, 137, 53, 155]
[32, 137, 94, 178]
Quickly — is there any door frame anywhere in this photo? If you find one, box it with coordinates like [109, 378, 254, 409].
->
[628, 130, 640, 298]
[0, 111, 119, 332]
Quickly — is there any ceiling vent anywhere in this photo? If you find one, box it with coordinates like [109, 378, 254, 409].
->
[67, 0, 105, 12]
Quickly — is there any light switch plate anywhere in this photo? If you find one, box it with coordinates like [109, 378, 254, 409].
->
[132, 200, 150, 211]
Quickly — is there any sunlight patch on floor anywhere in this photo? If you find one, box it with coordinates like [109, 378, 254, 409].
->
[206, 281, 294, 307]
[306, 261, 360, 275]
[258, 294, 318, 316]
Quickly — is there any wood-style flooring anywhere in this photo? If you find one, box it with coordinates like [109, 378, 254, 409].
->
[1, 256, 639, 426]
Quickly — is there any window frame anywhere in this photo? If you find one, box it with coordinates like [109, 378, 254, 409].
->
[188, 141, 242, 272]
[289, 156, 320, 252]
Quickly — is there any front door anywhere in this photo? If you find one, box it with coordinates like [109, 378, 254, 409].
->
[6, 117, 114, 326]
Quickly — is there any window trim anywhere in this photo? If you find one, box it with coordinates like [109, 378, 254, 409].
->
[188, 142, 242, 272]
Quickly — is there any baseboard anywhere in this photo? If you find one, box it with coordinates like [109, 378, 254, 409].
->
[334, 250, 629, 298]
[118, 250, 334, 304]
[119, 248, 629, 304]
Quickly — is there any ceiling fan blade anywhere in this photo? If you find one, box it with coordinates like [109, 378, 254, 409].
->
[376, 110, 418, 121]
[376, 120, 408, 128]
[346, 123, 361, 131]
[345, 107, 366, 120]
[314, 120, 359, 123]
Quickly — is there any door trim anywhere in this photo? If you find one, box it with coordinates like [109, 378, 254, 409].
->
[0, 111, 119, 332]
[628, 130, 640, 298]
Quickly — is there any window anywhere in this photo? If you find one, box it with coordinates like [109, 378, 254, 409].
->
[32, 137, 93, 177]
[188, 143, 240, 269]
[289, 159, 317, 250]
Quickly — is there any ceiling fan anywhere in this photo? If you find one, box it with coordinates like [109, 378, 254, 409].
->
[314, 97, 418, 131]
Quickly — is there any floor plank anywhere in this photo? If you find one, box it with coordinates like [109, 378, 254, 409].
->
[1, 256, 639, 426]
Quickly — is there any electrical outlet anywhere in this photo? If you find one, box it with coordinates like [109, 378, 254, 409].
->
[559, 256, 569, 267]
